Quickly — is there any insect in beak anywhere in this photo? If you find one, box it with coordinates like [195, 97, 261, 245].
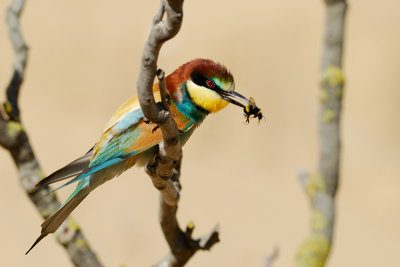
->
[215, 89, 263, 123]
[243, 97, 263, 123]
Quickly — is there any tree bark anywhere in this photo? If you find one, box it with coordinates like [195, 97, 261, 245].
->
[295, 1, 347, 267]
[0, 1, 103, 266]
[136, 1, 220, 266]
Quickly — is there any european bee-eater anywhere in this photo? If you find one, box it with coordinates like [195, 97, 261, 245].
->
[27, 58, 262, 253]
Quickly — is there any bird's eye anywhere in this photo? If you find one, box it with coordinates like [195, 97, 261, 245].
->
[206, 79, 215, 88]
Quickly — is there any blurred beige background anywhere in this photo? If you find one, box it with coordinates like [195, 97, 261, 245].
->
[0, 0, 399, 266]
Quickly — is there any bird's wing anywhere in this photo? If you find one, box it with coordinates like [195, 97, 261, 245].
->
[36, 86, 196, 189]
[88, 108, 159, 169]
[87, 98, 195, 173]
[27, 86, 199, 254]
[35, 94, 145, 188]
[70, 90, 196, 183]
[88, 91, 161, 168]
[27, 98, 151, 254]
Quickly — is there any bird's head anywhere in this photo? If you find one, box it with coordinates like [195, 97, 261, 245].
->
[166, 59, 259, 115]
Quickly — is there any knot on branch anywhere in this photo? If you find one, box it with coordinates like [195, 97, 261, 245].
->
[157, 110, 171, 123]
[143, 56, 155, 68]
[0, 119, 24, 150]
[168, 12, 183, 27]
[15, 43, 28, 54]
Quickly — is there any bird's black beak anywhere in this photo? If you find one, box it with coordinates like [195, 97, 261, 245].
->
[216, 89, 257, 109]
[216, 88, 264, 123]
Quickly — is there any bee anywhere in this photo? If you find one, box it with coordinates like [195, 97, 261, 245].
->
[243, 97, 263, 123]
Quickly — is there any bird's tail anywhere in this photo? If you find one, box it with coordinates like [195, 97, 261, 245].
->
[26, 181, 90, 254]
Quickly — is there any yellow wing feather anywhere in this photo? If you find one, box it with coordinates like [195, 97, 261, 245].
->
[104, 85, 162, 130]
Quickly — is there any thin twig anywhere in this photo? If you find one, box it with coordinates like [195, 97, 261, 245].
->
[0, 1, 103, 266]
[264, 247, 279, 267]
[295, 1, 347, 266]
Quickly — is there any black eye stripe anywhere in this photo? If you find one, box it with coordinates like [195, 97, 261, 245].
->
[190, 71, 221, 90]
[190, 71, 204, 86]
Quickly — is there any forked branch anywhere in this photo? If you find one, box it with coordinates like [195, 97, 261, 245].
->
[136, 1, 220, 266]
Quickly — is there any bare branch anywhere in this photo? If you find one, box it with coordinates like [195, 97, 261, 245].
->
[150, 159, 220, 267]
[0, 1, 103, 266]
[137, 1, 220, 265]
[5, 0, 27, 121]
[137, 0, 183, 163]
[295, 1, 347, 267]
[137, 3, 222, 261]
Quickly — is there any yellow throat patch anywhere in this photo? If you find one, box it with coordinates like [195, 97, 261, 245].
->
[186, 80, 229, 113]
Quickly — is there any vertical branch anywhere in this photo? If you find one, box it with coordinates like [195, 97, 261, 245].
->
[0, 1, 103, 266]
[4, 0, 27, 121]
[149, 157, 219, 267]
[137, 0, 183, 164]
[136, 1, 220, 266]
[295, 1, 347, 267]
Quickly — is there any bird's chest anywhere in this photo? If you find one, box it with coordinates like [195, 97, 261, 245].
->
[169, 104, 200, 133]
[172, 89, 207, 124]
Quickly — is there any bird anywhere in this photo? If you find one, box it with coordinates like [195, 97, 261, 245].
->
[26, 58, 262, 254]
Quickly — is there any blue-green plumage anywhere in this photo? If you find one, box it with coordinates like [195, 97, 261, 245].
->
[174, 83, 208, 122]
[27, 58, 260, 254]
